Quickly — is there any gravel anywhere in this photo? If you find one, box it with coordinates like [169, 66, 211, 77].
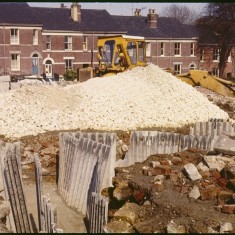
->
[0, 64, 229, 138]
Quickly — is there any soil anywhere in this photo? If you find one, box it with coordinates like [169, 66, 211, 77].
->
[2, 86, 235, 233]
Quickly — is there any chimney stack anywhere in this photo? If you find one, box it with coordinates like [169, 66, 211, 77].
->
[147, 9, 157, 28]
[71, 2, 81, 22]
[134, 8, 141, 16]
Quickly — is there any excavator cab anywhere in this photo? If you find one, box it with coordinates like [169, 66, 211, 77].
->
[95, 35, 147, 76]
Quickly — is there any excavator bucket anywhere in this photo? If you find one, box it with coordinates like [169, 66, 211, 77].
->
[177, 70, 235, 98]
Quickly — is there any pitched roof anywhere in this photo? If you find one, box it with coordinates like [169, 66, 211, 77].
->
[111, 15, 198, 39]
[0, 2, 41, 25]
[30, 7, 124, 32]
[0, 2, 198, 39]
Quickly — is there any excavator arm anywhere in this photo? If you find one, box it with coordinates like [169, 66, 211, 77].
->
[176, 70, 235, 98]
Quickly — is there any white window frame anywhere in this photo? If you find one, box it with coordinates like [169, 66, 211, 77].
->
[160, 42, 165, 56]
[65, 59, 73, 70]
[190, 42, 195, 56]
[189, 63, 196, 70]
[146, 42, 151, 57]
[213, 68, 219, 76]
[83, 36, 88, 51]
[174, 42, 181, 56]
[213, 48, 220, 61]
[200, 49, 204, 62]
[228, 51, 232, 63]
[10, 28, 19, 44]
[174, 64, 181, 75]
[46, 35, 51, 50]
[65, 36, 72, 50]
[33, 29, 38, 45]
[11, 53, 20, 71]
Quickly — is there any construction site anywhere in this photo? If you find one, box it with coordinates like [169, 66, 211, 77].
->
[0, 61, 235, 233]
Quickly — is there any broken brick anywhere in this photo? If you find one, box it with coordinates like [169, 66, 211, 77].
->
[210, 169, 221, 180]
[154, 165, 171, 175]
[217, 191, 234, 206]
[160, 160, 170, 166]
[200, 171, 211, 179]
[171, 157, 182, 165]
[217, 178, 228, 189]
[221, 204, 235, 214]
[200, 186, 218, 200]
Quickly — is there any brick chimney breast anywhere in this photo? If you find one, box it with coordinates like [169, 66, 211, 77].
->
[71, 2, 81, 22]
[147, 9, 157, 28]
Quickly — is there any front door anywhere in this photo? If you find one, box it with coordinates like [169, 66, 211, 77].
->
[32, 54, 39, 75]
[45, 60, 52, 77]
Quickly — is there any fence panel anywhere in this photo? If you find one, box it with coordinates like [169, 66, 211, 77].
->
[3, 143, 31, 233]
[58, 133, 110, 214]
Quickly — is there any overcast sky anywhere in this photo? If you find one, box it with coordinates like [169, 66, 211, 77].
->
[28, 2, 206, 16]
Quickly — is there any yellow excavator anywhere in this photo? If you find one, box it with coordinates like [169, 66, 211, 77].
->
[94, 35, 146, 76]
[78, 35, 147, 81]
[176, 70, 235, 98]
[79, 35, 235, 98]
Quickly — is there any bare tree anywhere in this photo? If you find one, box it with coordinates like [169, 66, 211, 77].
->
[196, 3, 235, 77]
[161, 4, 201, 24]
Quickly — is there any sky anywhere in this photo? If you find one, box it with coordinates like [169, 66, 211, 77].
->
[27, 2, 206, 16]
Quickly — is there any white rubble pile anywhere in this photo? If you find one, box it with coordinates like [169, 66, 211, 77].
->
[0, 64, 229, 138]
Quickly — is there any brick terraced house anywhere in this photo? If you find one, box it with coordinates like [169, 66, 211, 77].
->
[0, 2, 234, 79]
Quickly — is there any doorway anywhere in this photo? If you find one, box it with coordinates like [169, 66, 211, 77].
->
[45, 60, 52, 77]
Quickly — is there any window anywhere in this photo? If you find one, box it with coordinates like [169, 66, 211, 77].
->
[228, 51, 232, 62]
[11, 54, 20, 71]
[33, 29, 38, 45]
[200, 49, 204, 61]
[46, 35, 51, 50]
[65, 59, 73, 70]
[190, 43, 195, 56]
[189, 63, 196, 70]
[127, 42, 137, 64]
[160, 42, 165, 56]
[10, 28, 19, 44]
[213, 48, 220, 61]
[138, 42, 145, 62]
[213, 68, 219, 76]
[65, 36, 72, 50]
[146, 42, 151, 57]
[83, 36, 88, 51]
[174, 43, 181, 56]
[174, 64, 181, 75]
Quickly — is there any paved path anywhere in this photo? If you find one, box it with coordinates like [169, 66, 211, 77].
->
[23, 182, 87, 233]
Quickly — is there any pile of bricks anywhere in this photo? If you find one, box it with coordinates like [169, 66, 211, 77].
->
[106, 148, 235, 233]
[141, 149, 235, 214]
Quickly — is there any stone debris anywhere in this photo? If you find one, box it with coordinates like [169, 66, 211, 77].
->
[183, 163, 202, 181]
[108, 149, 235, 233]
[213, 134, 235, 155]
[166, 220, 186, 233]
[220, 222, 233, 233]
[188, 185, 200, 199]
[0, 64, 229, 138]
[103, 220, 135, 233]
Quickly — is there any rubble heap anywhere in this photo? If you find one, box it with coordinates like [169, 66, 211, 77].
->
[104, 149, 235, 233]
[0, 64, 229, 138]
